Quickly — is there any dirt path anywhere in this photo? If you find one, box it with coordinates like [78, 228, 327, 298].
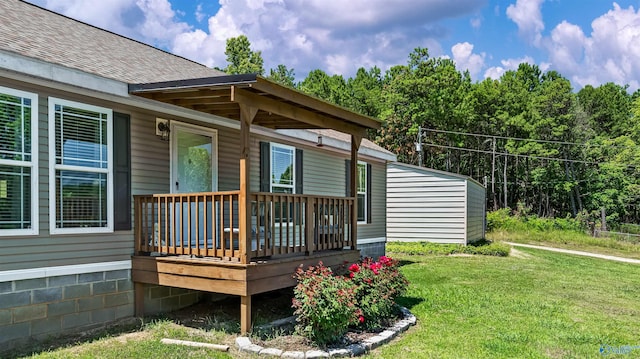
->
[506, 242, 640, 264]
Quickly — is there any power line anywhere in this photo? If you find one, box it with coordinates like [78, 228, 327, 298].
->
[421, 142, 601, 165]
[422, 127, 633, 149]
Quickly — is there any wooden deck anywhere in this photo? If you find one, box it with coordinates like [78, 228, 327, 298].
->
[132, 191, 360, 333]
[128, 77, 378, 334]
[132, 250, 360, 333]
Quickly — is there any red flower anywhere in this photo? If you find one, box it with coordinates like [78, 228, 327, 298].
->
[359, 316, 365, 324]
[349, 272, 355, 279]
[348, 263, 360, 273]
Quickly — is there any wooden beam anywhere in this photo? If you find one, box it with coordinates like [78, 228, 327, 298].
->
[134, 282, 145, 317]
[150, 88, 231, 101]
[238, 97, 258, 265]
[171, 96, 232, 106]
[240, 295, 252, 334]
[253, 77, 382, 130]
[350, 135, 361, 250]
[232, 88, 367, 138]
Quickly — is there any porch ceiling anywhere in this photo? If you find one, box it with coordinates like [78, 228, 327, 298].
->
[128, 74, 381, 137]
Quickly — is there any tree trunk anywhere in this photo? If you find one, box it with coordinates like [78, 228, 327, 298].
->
[503, 154, 508, 208]
[564, 158, 577, 216]
[570, 161, 583, 211]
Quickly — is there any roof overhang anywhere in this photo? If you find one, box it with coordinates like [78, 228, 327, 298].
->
[128, 74, 382, 139]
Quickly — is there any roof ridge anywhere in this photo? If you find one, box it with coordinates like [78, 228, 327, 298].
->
[18, 0, 211, 70]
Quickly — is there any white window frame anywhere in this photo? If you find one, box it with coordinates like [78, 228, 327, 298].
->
[0, 86, 39, 236]
[270, 143, 296, 194]
[357, 161, 367, 224]
[48, 98, 113, 235]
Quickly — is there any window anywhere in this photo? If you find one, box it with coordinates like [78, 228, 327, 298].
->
[270, 143, 295, 193]
[357, 162, 367, 222]
[0, 86, 38, 235]
[49, 98, 113, 234]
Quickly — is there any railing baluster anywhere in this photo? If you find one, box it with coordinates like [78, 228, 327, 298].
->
[135, 191, 352, 260]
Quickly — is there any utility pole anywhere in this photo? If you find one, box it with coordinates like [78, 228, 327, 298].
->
[491, 137, 497, 210]
[416, 125, 423, 167]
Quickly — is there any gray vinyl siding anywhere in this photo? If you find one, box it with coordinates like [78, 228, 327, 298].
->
[0, 75, 388, 272]
[466, 181, 486, 242]
[250, 136, 387, 241]
[0, 79, 133, 271]
[387, 162, 485, 244]
[358, 161, 386, 240]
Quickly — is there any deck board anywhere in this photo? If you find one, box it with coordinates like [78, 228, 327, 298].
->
[132, 249, 360, 296]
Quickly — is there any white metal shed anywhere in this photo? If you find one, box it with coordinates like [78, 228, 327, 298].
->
[386, 162, 486, 244]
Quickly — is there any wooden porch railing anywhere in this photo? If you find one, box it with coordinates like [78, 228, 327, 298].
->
[134, 192, 355, 261]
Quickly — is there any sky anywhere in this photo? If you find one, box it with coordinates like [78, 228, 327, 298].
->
[25, 0, 640, 91]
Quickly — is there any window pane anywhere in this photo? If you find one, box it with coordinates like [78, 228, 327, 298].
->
[357, 163, 366, 192]
[55, 105, 108, 168]
[0, 93, 31, 162]
[55, 170, 107, 228]
[357, 193, 365, 222]
[272, 186, 293, 194]
[0, 166, 31, 229]
[272, 146, 294, 187]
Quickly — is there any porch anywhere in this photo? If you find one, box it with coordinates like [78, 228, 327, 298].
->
[128, 74, 381, 333]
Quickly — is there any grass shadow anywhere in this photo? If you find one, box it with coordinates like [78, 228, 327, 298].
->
[4, 318, 143, 359]
[396, 295, 424, 310]
[397, 259, 415, 267]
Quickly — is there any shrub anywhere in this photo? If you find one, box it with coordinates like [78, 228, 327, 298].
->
[486, 209, 587, 233]
[387, 241, 510, 257]
[292, 262, 360, 345]
[292, 256, 409, 344]
[346, 256, 408, 329]
[464, 241, 510, 256]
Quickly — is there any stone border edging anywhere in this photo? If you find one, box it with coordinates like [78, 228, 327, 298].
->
[235, 307, 417, 358]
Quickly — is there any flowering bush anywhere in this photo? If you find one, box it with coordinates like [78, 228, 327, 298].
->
[347, 256, 409, 329]
[292, 256, 408, 344]
[292, 261, 362, 345]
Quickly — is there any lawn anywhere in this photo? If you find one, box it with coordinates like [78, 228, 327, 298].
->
[488, 228, 640, 260]
[368, 247, 640, 358]
[15, 246, 640, 358]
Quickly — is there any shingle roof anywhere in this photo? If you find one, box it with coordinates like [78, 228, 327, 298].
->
[0, 0, 225, 83]
[310, 129, 395, 156]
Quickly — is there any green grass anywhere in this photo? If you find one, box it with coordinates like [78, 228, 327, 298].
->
[14, 321, 234, 359]
[387, 240, 511, 257]
[488, 229, 640, 259]
[15, 246, 640, 359]
[366, 248, 640, 358]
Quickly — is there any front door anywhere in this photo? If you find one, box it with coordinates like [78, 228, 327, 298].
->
[171, 123, 217, 193]
[170, 123, 218, 248]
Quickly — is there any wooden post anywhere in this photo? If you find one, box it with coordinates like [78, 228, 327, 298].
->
[350, 134, 362, 250]
[305, 197, 315, 255]
[240, 295, 252, 334]
[238, 102, 258, 264]
[134, 282, 144, 318]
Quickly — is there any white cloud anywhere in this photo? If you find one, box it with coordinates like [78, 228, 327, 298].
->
[170, 0, 484, 78]
[506, 0, 545, 47]
[195, 4, 205, 22]
[544, 3, 640, 91]
[451, 42, 485, 78]
[484, 56, 535, 79]
[31, 0, 190, 48]
[135, 0, 190, 46]
[546, 21, 586, 71]
[470, 16, 482, 29]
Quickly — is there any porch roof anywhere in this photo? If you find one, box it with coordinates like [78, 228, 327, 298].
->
[128, 74, 381, 138]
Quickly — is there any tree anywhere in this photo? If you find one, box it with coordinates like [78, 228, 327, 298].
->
[298, 69, 348, 107]
[267, 64, 295, 87]
[223, 35, 264, 75]
[577, 83, 632, 138]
